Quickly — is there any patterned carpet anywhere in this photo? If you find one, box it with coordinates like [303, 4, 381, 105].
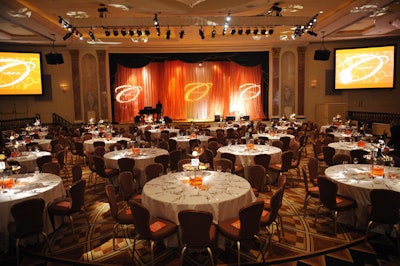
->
[1, 146, 400, 266]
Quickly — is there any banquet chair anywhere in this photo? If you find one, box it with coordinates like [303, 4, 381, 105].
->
[213, 158, 233, 173]
[47, 179, 89, 239]
[280, 136, 291, 152]
[365, 189, 400, 250]
[128, 200, 178, 266]
[332, 153, 352, 165]
[350, 149, 369, 164]
[144, 130, 152, 142]
[258, 136, 269, 145]
[322, 146, 335, 167]
[117, 157, 141, 184]
[271, 140, 283, 150]
[116, 139, 128, 149]
[315, 176, 357, 235]
[36, 155, 53, 172]
[178, 210, 216, 266]
[105, 184, 134, 250]
[260, 186, 285, 253]
[145, 163, 164, 182]
[109, 143, 123, 151]
[188, 139, 201, 153]
[312, 140, 325, 165]
[154, 154, 170, 173]
[307, 157, 319, 186]
[93, 156, 119, 189]
[169, 149, 182, 172]
[168, 138, 177, 152]
[322, 136, 334, 145]
[301, 166, 320, 217]
[288, 146, 304, 184]
[218, 200, 265, 266]
[119, 171, 141, 202]
[93, 141, 106, 148]
[8, 198, 51, 265]
[249, 164, 268, 196]
[199, 148, 214, 170]
[85, 151, 97, 186]
[93, 146, 106, 157]
[25, 142, 40, 151]
[207, 141, 220, 157]
[70, 141, 86, 165]
[221, 152, 244, 176]
[177, 158, 192, 172]
[269, 150, 293, 185]
[54, 149, 70, 179]
[42, 161, 60, 175]
[71, 164, 82, 183]
[158, 140, 169, 151]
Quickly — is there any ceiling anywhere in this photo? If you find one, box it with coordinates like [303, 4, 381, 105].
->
[0, 0, 399, 50]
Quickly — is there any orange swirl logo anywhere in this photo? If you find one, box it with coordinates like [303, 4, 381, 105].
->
[114, 84, 142, 103]
[184, 83, 212, 102]
[0, 59, 35, 88]
[239, 83, 261, 100]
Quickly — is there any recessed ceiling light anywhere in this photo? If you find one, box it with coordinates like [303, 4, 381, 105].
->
[108, 4, 130, 11]
[66, 11, 89, 18]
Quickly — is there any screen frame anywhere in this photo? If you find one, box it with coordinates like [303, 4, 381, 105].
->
[0, 51, 45, 96]
[334, 44, 396, 90]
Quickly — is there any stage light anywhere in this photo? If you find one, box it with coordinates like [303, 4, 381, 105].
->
[166, 27, 171, 39]
[113, 29, 118, 36]
[121, 28, 126, 36]
[105, 29, 110, 36]
[199, 27, 205, 39]
[268, 29, 274, 35]
[156, 25, 160, 36]
[79, 34, 83, 40]
[179, 28, 184, 39]
[238, 28, 243, 35]
[153, 13, 159, 26]
[253, 28, 259, 35]
[211, 27, 216, 38]
[144, 28, 150, 36]
[230, 28, 236, 35]
[62, 32, 73, 40]
[307, 30, 318, 37]
[129, 29, 134, 36]
[225, 12, 231, 22]
[245, 28, 251, 35]
[137, 29, 142, 36]
[261, 29, 266, 35]
[89, 31, 96, 41]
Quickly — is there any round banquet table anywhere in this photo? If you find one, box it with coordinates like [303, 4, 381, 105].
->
[253, 133, 295, 144]
[83, 137, 132, 152]
[103, 147, 169, 186]
[217, 144, 282, 179]
[6, 139, 52, 152]
[170, 135, 211, 152]
[208, 126, 237, 137]
[329, 131, 373, 141]
[141, 170, 256, 247]
[0, 173, 66, 251]
[8, 151, 52, 172]
[148, 128, 180, 140]
[324, 164, 400, 229]
[328, 141, 374, 157]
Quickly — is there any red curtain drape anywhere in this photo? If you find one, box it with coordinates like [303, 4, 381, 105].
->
[113, 60, 265, 123]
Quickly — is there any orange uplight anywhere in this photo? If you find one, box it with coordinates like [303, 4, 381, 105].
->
[357, 141, 366, 147]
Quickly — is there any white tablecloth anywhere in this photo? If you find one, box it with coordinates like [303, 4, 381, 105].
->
[103, 148, 169, 186]
[217, 144, 282, 178]
[324, 164, 400, 228]
[253, 133, 295, 144]
[0, 173, 66, 251]
[170, 135, 211, 152]
[328, 142, 374, 157]
[83, 137, 132, 152]
[148, 128, 180, 140]
[7, 139, 52, 152]
[208, 126, 237, 137]
[9, 151, 52, 172]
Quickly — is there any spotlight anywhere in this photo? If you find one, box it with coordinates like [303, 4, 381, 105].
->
[79, 34, 83, 40]
[113, 29, 118, 36]
[225, 12, 231, 22]
[199, 28, 205, 39]
[179, 29, 184, 39]
[144, 28, 150, 36]
[58, 16, 63, 24]
[237, 28, 243, 35]
[245, 28, 251, 35]
[253, 28, 259, 35]
[268, 29, 274, 35]
[89, 31, 96, 40]
[129, 29, 134, 36]
[222, 28, 226, 35]
[166, 27, 171, 39]
[307, 30, 318, 37]
[261, 29, 266, 35]
[211, 27, 216, 38]
[137, 29, 142, 36]
[62, 32, 73, 40]
[121, 28, 126, 36]
[230, 28, 236, 35]
[156, 25, 160, 36]
[153, 13, 159, 26]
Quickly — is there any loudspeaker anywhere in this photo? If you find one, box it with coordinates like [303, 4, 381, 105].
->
[314, 49, 331, 61]
[45, 53, 64, 65]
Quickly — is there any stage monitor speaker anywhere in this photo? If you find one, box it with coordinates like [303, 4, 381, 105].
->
[313, 49, 331, 61]
[45, 53, 64, 65]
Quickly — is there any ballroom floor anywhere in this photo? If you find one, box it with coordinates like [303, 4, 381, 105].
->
[1, 143, 400, 266]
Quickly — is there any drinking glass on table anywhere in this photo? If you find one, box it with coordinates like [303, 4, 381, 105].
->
[216, 165, 222, 174]
[353, 157, 358, 165]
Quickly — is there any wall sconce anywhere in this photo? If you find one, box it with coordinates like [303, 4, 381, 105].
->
[310, 79, 317, 88]
[59, 82, 69, 92]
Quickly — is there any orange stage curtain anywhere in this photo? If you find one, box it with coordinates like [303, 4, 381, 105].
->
[113, 60, 265, 123]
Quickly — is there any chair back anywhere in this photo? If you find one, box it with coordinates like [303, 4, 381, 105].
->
[168, 139, 177, 152]
[109, 143, 123, 151]
[119, 171, 135, 201]
[10, 198, 46, 237]
[158, 140, 169, 151]
[220, 153, 237, 173]
[280, 136, 291, 152]
[169, 149, 182, 171]
[36, 155, 53, 172]
[332, 154, 351, 165]
[307, 157, 319, 185]
[322, 146, 335, 166]
[93, 156, 107, 177]
[42, 162, 60, 175]
[302, 166, 310, 192]
[263, 186, 284, 224]
[238, 201, 264, 239]
[213, 158, 232, 173]
[280, 150, 294, 172]
[369, 189, 400, 224]
[55, 150, 66, 168]
[116, 139, 128, 149]
[74, 141, 85, 156]
[154, 154, 170, 173]
[93, 146, 106, 157]
[93, 141, 106, 148]
[69, 179, 86, 212]
[248, 165, 266, 193]
[145, 163, 164, 181]
[118, 157, 135, 173]
[254, 154, 271, 170]
[317, 176, 338, 209]
[277, 174, 287, 188]
[271, 140, 283, 150]
[85, 151, 96, 173]
[199, 148, 214, 169]
[71, 164, 82, 182]
[188, 139, 201, 153]
[350, 149, 368, 164]
[128, 200, 151, 238]
[178, 210, 213, 247]
[207, 141, 219, 157]
[105, 184, 119, 220]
